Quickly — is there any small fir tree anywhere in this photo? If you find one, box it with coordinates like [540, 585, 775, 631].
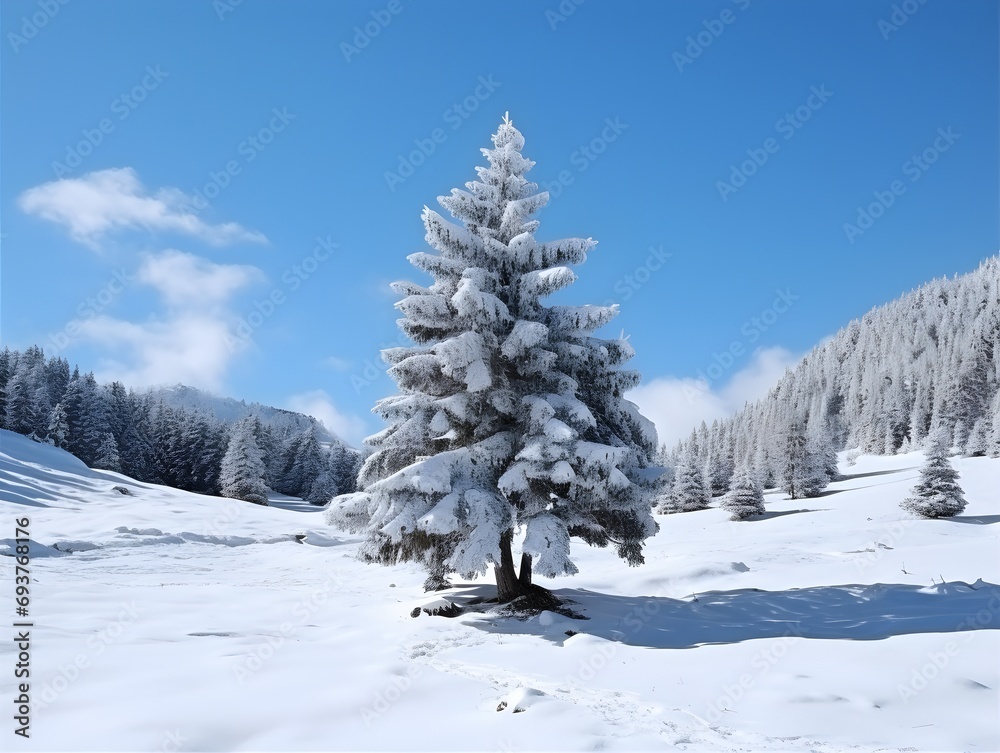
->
[93, 432, 122, 472]
[657, 451, 709, 513]
[720, 464, 765, 520]
[901, 430, 967, 518]
[220, 418, 269, 505]
[47, 403, 69, 449]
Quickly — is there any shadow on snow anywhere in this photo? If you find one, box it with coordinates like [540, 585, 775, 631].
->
[451, 580, 1000, 649]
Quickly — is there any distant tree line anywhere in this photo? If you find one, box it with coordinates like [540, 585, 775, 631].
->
[658, 257, 999, 518]
[0, 346, 361, 505]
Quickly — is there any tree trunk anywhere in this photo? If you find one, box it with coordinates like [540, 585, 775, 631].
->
[494, 529, 521, 602]
[518, 552, 533, 588]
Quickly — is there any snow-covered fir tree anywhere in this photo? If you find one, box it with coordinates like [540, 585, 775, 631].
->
[656, 450, 709, 514]
[46, 403, 69, 449]
[328, 115, 658, 601]
[901, 429, 968, 518]
[219, 418, 269, 505]
[776, 416, 829, 500]
[720, 463, 765, 520]
[93, 432, 122, 473]
[779, 419, 808, 499]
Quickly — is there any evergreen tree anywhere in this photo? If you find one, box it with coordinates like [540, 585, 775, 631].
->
[657, 451, 709, 513]
[964, 417, 988, 457]
[330, 444, 361, 495]
[220, 418, 269, 505]
[704, 449, 732, 497]
[779, 419, 808, 499]
[328, 115, 657, 601]
[93, 432, 122, 472]
[286, 426, 324, 498]
[47, 403, 69, 448]
[0, 347, 13, 427]
[306, 464, 338, 506]
[901, 430, 968, 518]
[720, 463, 765, 520]
[4, 363, 35, 435]
[63, 372, 106, 464]
[988, 391, 1000, 458]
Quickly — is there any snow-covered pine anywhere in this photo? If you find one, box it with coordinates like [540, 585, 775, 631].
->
[327, 115, 658, 601]
[304, 445, 359, 505]
[901, 429, 968, 518]
[779, 418, 808, 500]
[47, 402, 69, 449]
[93, 431, 122, 473]
[656, 450, 709, 514]
[219, 417, 269, 506]
[720, 463, 765, 520]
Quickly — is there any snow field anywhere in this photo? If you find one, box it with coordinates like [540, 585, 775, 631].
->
[1, 430, 997, 751]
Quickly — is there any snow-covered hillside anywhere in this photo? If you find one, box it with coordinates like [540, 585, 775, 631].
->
[1, 428, 998, 751]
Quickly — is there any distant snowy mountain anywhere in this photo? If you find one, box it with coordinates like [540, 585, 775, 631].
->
[147, 384, 344, 446]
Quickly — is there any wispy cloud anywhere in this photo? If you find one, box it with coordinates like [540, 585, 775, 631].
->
[77, 250, 264, 390]
[628, 346, 801, 448]
[284, 390, 369, 446]
[137, 249, 264, 308]
[18, 167, 267, 249]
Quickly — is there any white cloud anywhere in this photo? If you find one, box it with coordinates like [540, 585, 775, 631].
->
[78, 313, 246, 392]
[137, 250, 264, 308]
[18, 167, 266, 249]
[74, 250, 264, 391]
[284, 390, 369, 447]
[628, 346, 801, 448]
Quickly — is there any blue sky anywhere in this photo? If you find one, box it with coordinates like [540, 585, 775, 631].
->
[2, 0, 996, 446]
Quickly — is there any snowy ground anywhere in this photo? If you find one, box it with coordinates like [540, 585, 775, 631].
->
[1, 428, 998, 752]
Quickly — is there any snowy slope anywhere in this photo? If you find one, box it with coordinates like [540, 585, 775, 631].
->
[1, 428, 998, 752]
